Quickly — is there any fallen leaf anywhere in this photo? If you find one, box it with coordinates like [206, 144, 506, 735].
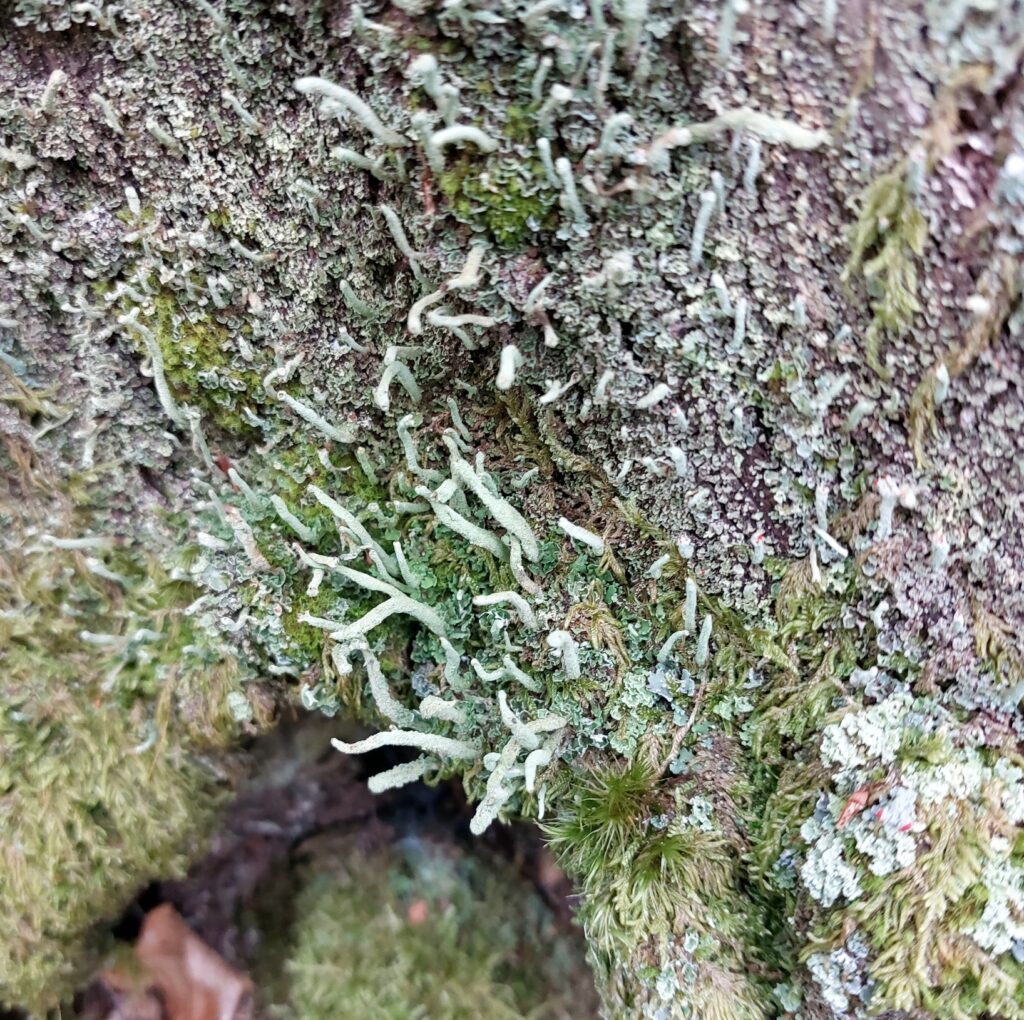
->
[133, 904, 253, 1020]
[836, 788, 870, 829]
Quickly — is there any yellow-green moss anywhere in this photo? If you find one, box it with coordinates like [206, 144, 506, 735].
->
[842, 165, 928, 379]
[206, 206, 233, 229]
[138, 293, 268, 436]
[281, 841, 588, 1020]
[439, 156, 557, 248]
[0, 688, 216, 1013]
[0, 433, 251, 1014]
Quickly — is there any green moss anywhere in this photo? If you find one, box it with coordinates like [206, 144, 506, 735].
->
[406, 36, 438, 53]
[0, 689, 218, 1013]
[831, 807, 1018, 1019]
[439, 155, 557, 248]
[0, 427, 269, 1012]
[140, 293, 268, 436]
[548, 762, 741, 941]
[115, 204, 157, 226]
[841, 163, 928, 379]
[266, 441, 352, 505]
[206, 206, 232, 229]
[280, 585, 335, 665]
[545, 761, 657, 878]
[281, 841, 588, 1020]
[545, 760, 772, 1017]
[503, 103, 535, 144]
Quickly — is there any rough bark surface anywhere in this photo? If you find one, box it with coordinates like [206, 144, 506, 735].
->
[2, 0, 1024, 1017]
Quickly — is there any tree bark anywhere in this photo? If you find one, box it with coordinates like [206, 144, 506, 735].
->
[2, 0, 1024, 1016]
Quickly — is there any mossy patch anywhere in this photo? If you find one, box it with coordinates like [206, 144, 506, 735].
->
[280, 840, 589, 1020]
[544, 761, 771, 1019]
[439, 155, 558, 248]
[0, 432, 250, 1013]
[842, 163, 928, 379]
[136, 292, 268, 436]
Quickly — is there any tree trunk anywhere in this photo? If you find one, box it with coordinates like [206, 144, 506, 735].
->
[2, 0, 1023, 1016]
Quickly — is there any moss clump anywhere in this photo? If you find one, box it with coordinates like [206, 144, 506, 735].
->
[278, 584, 335, 665]
[545, 762, 771, 1019]
[503, 103, 536, 144]
[206, 206, 232, 229]
[277, 582, 387, 675]
[828, 806, 1022, 1019]
[143, 293, 267, 436]
[281, 840, 588, 1020]
[746, 559, 858, 762]
[842, 163, 928, 379]
[0, 689, 215, 1012]
[439, 156, 557, 248]
[0, 431, 246, 1013]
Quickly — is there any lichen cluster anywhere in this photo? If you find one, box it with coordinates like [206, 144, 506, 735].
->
[3, 0, 1024, 1017]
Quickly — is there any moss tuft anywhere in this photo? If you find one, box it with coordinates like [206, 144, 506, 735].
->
[842, 164, 928, 379]
[281, 841, 588, 1020]
[0, 431, 250, 1012]
[439, 156, 558, 248]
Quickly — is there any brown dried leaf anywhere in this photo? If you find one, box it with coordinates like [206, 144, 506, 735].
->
[132, 904, 253, 1020]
